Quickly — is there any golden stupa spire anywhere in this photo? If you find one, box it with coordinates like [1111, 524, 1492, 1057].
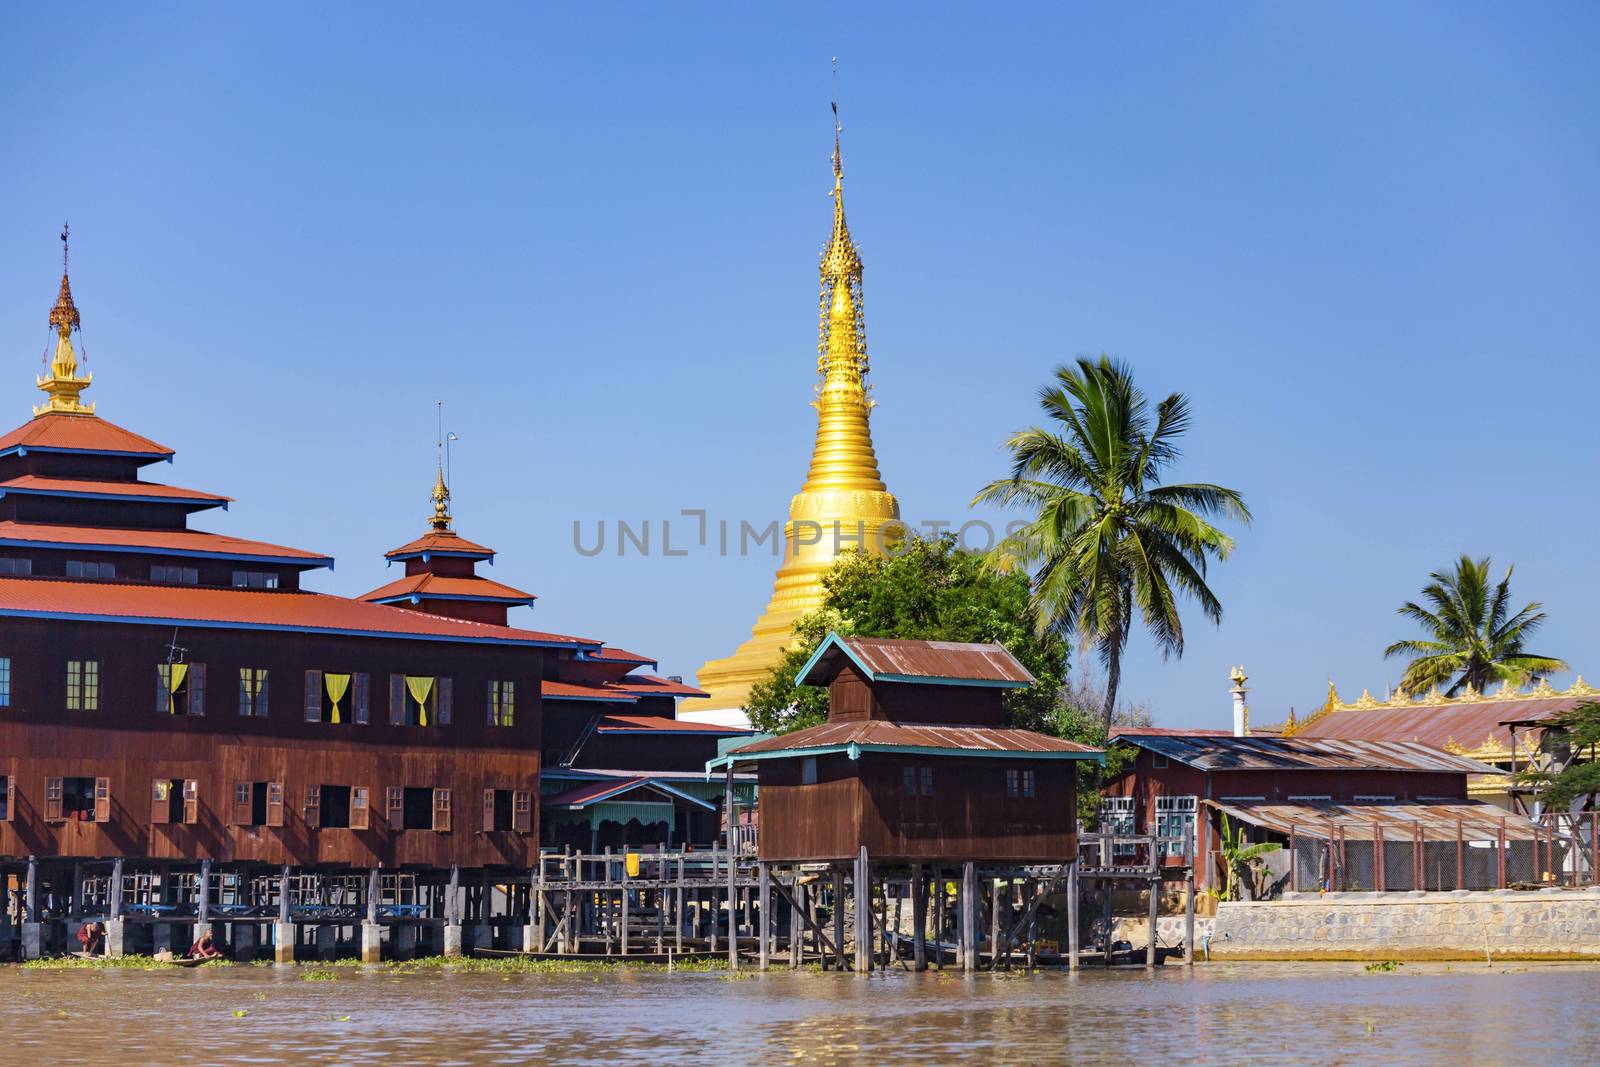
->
[429, 401, 453, 531]
[35, 223, 94, 417]
[692, 78, 900, 718]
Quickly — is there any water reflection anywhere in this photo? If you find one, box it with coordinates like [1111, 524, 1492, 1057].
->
[1, 962, 1593, 1066]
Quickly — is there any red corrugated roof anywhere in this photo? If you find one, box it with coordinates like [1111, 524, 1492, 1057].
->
[541, 679, 641, 703]
[610, 674, 709, 698]
[586, 646, 656, 665]
[1120, 733, 1497, 774]
[0, 413, 173, 459]
[1109, 726, 1235, 739]
[729, 719, 1101, 757]
[799, 634, 1036, 687]
[384, 530, 495, 559]
[0, 576, 597, 647]
[596, 713, 747, 734]
[0, 475, 231, 506]
[1294, 698, 1574, 750]
[0, 520, 331, 565]
[360, 572, 536, 604]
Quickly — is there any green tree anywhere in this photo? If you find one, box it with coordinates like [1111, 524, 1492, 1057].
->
[1512, 701, 1600, 811]
[1384, 555, 1567, 696]
[973, 356, 1249, 730]
[744, 534, 1069, 735]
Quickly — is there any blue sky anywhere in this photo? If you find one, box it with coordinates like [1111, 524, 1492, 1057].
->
[2, 3, 1596, 726]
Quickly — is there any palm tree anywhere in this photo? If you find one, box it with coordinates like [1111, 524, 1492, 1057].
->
[973, 357, 1249, 730]
[1384, 555, 1567, 696]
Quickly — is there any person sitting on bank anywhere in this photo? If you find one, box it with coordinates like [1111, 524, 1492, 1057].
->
[76, 921, 105, 956]
[187, 931, 222, 960]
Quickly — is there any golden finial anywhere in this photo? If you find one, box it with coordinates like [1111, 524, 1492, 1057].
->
[428, 401, 452, 532]
[35, 223, 94, 417]
[1229, 664, 1248, 688]
[817, 67, 869, 404]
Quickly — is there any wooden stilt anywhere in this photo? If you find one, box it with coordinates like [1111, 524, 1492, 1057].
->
[790, 877, 804, 970]
[1185, 860, 1196, 967]
[1146, 876, 1159, 968]
[1067, 861, 1079, 971]
[854, 847, 870, 973]
[912, 866, 927, 972]
[960, 861, 976, 973]
[988, 876, 1000, 970]
[832, 868, 846, 971]
[758, 863, 771, 971]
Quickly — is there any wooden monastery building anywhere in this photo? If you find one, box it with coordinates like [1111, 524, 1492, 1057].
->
[0, 245, 740, 960]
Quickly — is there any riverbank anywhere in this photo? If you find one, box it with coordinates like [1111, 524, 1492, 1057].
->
[18, 953, 735, 974]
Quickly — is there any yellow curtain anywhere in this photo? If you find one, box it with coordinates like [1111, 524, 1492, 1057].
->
[168, 663, 189, 714]
[405, 675, 435, 726]
[325, 673, 351, 724]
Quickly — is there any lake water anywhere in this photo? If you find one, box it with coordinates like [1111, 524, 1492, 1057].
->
[2, 961, 1596, 1065]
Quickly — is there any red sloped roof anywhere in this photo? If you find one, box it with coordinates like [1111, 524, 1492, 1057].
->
[800, 634, 1036, 687]
[1109, 726, 1235, 739]
[0, 475, 231, 507]
[597, 713, 748, 735]
[610, 674, 709, 699]
[0, 521, 331, 565]
[384, 530, 495, 559]
[585, 646, 657, 666]
[541, 679, 640, 703]
[360, 572, 536, 604]
[0, 576, 597, 647]
[0, 413, 173, 459]
[729, 719, 1102, 758]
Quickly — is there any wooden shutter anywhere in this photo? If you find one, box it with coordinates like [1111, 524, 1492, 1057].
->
[389, 675, 405, 725]
[432, 788, 451, 832]
[94, 777, 111, 823]
[304, 784, 321, 829]
[254, 670, 270, 717]
[351, 787, 370, 830]
[513, 789, 532, 833]
[482, 788, 496, 833]
[486, 680, 497, 727]
[232, 781, 252, 825]
[0, 775, 13, 823]
[304, 670, 323, 723]
[437, 677, 453, 726]
[151, 779, 172, 825]
[386, 786, 404, 827]
[265, 780, 285, 827]
[182, 779, 199, 824]
[156, 665, 169, 715]
[45, 777, 63, 821]
[188, 664, 206, 716]
[353, 673, 370, 725]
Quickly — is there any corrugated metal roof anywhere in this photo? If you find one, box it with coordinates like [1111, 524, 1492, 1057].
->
[0, 475, 231, 506]
[1295, 698, 1570, 749]
[0, 412, 172, 459]
[1121, 733, 1499, 774]
[383, 530, 496, 559]
[797, 633, 1036, 687]
[541, 776, 715, 811]
[725, 718, 1101, 760]
[360, 572, 537, 604]
[609, 674, 709, 699]
[596, 713, 747, 735]
[541, 679, 641, 703]
[0, 520, 331, 564]
[1208, 798, 1543, 841]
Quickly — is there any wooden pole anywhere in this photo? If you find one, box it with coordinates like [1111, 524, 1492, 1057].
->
[790, 877, 804, 970]
[832, 868, 846, 971]
[198, 858, 212, 926]
[1184, 860, 1196, 967]
[25, 855, 38, 923]
[988, 877, 1001, 970]
[911, 866, 927, 972]
[725, 764, 738, 971]
[1067, 860, 1080, 971]
[960, 861, 976, 973]
[758, 862, 771, 971]
[110, 857, 124, 921]
[675, 853, 684, 955]
[620, 861, 630, 957]
[854, 846, 870, 973]
[1145, 876, 1159, 967]
[366, 867, 379, 924]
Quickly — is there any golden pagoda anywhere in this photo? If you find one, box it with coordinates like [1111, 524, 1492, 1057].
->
[36, 224, 94, 417]
[692, 113, 900, 718]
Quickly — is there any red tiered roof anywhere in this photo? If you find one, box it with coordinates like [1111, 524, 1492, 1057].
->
[384, 530, 496, 560]
[0, 475, 231, 507]
[361, 572, 537, 605]
[610, 674, 709, 698]
[0, 520, 332, 567]
[541, 679, 641, 703]
[0, 413, 173, 460]
[595, 714, 743, 735]
[0, 576, 598, 648]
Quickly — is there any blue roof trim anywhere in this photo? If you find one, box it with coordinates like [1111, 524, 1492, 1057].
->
[0, 536, 332, 569]
[576, 649, 658, 669]
[0, 605, 587, 649]
[543, 777, 717, 812]
[541, 690, 641, 704]
[794, 631, 1031, 689]
[708, 741, 1104, 772]
[0, 486, 228, 509]
[371, 591, 535, 607]
[4, 445, 174, 463]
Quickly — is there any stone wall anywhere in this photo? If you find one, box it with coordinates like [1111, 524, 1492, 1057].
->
[1211, 889, 1600, 960]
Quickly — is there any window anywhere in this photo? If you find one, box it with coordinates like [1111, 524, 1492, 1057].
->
[307, 784, 361, 829]
[920, 766, 933, 797]
[1155, 795, 1198, 849]
[1100, 796, 1135, 834]
[0, 557, 32, 576]
[0, 774, 13, 821]
[66, 560, 115, 580]
[238, 668, 269, 717]
[0, 657, 10, 708]
[352, 673, 371, 725]
[1152, 753, 1169, 769]
[902, 766, 917, 796]
[1287, 795, 1333, 803]
[390, 674, 451, 726]
[150, 565, 198, 584]
[231, 570, 279, 589]
[48, 776, 109, 822]
[390, 786, 449, 831]
[903, 765, 933, 797]
[230, 780, 284, 827]
[151, 779, 198, 825]
[157, 663, 206, 715]
[801, 757, 818, 785]
[67, 660, 100, 710]
[482, 788, 533, 832]
[305, 670, 322, 722]
[433, 787, 451, 832]
[1006, 768, 1036, 798]
[487, 680, 515, 727]
[1353, 795, 1396, 803]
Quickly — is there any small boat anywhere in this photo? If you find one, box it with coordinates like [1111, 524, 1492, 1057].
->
[163, 955, 217, 968]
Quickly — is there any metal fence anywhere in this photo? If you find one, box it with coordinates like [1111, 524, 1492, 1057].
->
[1284, 812, 1599, 893]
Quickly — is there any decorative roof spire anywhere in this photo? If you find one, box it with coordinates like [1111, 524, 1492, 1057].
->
[817, 70, 868, 402]
[35, 223, 94, 416]
[428, 400, 452, 531]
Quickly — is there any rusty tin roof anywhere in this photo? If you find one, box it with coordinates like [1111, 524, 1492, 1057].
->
[1120, 733, 1500, 775]
[796, 633, 1036, 688]
[1208, 798, 1543, 841]
[710, 718, 1102, 771]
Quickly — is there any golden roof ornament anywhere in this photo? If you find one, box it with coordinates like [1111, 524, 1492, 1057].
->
[35, 223, 94, 417]
[428, 462, 452, 532]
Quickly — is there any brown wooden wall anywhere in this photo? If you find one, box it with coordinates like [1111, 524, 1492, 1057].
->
[826, 663, 1006, 726]
[0, 722, 538, 868]
[756, 753, 1078, 863]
